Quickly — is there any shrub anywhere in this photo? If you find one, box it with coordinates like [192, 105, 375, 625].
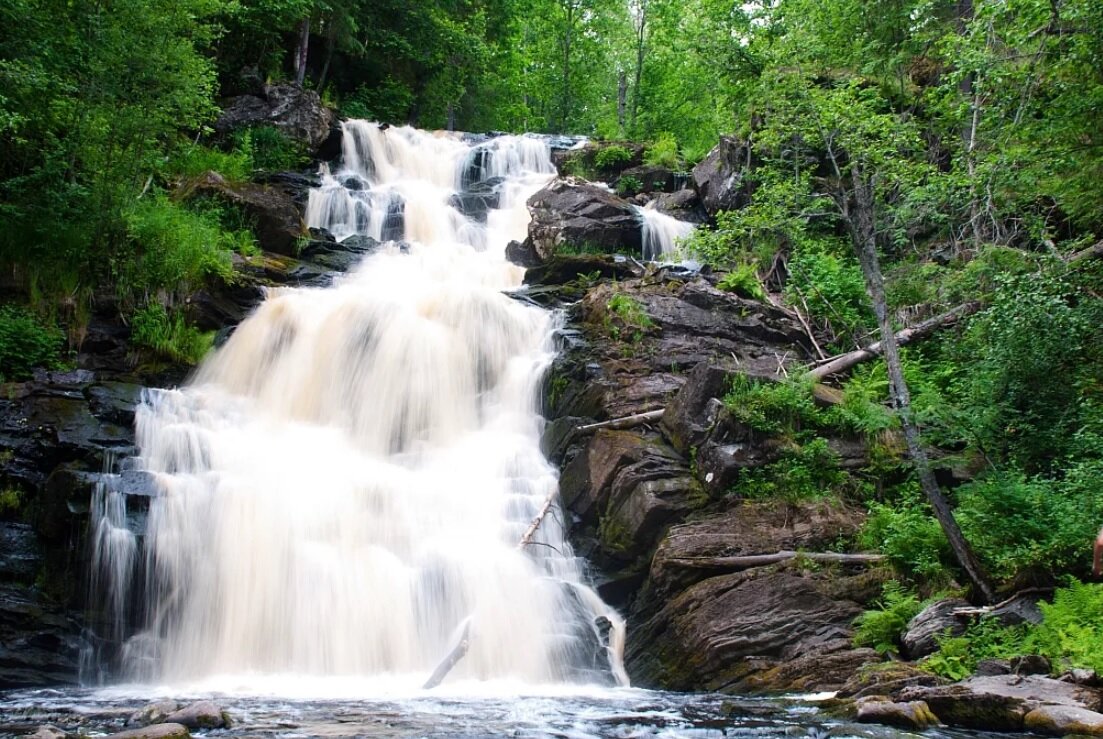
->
[716, 263, 765, 300]
[616, 175, 643, 197]
[739, 437, 846, 501]
[120, 195, 234, 297]
[858, 498, 952, 581]
[605, 292, 654, 343]
[786, 239, 872, 348]
[853, 581, 922, 655]
[644, 133, 680, 169]
[130, 303, 214, 365]
[723, 374, 822, 435]
[166, 141, 252, 183]
[594, 145, 632, 170]
[232, 125, 308, 172]
[1028, 580, 1103, 673]
[0, 306, 66, 382]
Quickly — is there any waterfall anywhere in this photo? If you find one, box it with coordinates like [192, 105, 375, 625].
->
[92, 122, 627, 688]
[638, 203, 695, 261]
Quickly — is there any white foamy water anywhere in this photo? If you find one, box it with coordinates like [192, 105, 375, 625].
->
[638, 203, 695, 261]
[90, 122, 627, 689]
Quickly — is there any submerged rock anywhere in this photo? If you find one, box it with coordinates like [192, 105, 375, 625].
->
[105, 723, 191, 739]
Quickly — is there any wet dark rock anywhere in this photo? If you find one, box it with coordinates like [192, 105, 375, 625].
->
[897, 674, 1103, 732]
[659, 362, 733, 456]
[26, 725, 68, 739]
[525, 179, 643, 260]
[617, 165, 677, 195]
[902, 598, 970, 660]
[215, 83, 336, 152]
[105, 723, 191, 739]
[128, 701, 180, 727]
[694, 411, 786, 497]
[523, 254, 637, 288]
[1011, 654, 1052, 675]
[856, 698, 940, 730]
[185, 171, 304, 256]
[975, 658, 1012, 676]
[0, 583, 84, 688]
[650, 189, 707, 224]
[0, 523, 40, 584]
[627, 569, 873, 692]
[506, 239, 542, 268]
[163, 701, 230, 729]
[691, 136, 754, 216]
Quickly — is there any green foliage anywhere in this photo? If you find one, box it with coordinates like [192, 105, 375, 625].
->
[605, 292, 654, 343]
[615, 175, 643, 197]
[859, 497, 951, 582]
[130, 304, 214, 365]
[594, 145, 632, 170]
[167, 142, 253, 184]
[0, 306, 66, 382]
[0, 487, 22, 517]
[786, 239, 872, 349]
[232, 125, 309, 173]
[827, 367, 898, 440]
[852, 581, 921, 655]
[1028, 580, 1103, 673]
[739, 438, 846, 501]
[723, 374, 821, 436]
[716, 264, 765, 300]
[119, 196, 234, 298]
[644, 133, 680, 169]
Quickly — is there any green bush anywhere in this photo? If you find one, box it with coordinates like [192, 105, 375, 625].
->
[739, 437, 846, 501]
[0, 306, 66, 382]
[130, 303, 214, 365]
[605, 292, 654, 343]
[853, 581, 922, 655]
[786, 239, 872, 348]
[166, 141, 252, 183]
[859, 498, 952, 581]
[644, 133, 680, 169]
[120, 195, 234, 297]
[827, 367, 898, 440]
[1028, 580, 1103, 673]
[716, 263, 766, 300]
[616, 175, 643, 196]
[723, 374, 822, 435]
[232, 125, 309, 172]
[594, 145, 632, 170]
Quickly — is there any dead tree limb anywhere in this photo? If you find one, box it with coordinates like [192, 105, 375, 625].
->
[666, 550, 885, 571]
[422, 620, 471, 689]
[808, 302, 979, 380]
[576, 409, 664, 432]
[518, 490, 557, 548]
[1068, 240, 1103, 265]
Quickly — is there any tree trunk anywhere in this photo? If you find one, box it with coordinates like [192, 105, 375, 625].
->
[808, 302, 980, 380]
[617, 71, 627, 131]
[667, 551, 885, 572]
[560, 2, 575, 132]
[630, 1, 647, 131]
[316, 22, 335, 91]
[848, 164, 996, 605]
[294, 17, 310, 86]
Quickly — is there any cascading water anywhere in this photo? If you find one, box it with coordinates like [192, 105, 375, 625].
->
[91, 122, 627, 689]
[638, 203, 695, 261]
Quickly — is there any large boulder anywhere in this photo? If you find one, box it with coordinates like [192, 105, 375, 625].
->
[650, 188, 707, 224]
[215, 83, 336, 152]
[691, 136, 754, 216]
[185, 171, 305, 255]
[523, 179, 643, 261]
[901, 598, 970, 659]
[897, 674, 1103, 732]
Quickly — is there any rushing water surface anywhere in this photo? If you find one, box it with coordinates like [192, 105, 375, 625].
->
[8, 124, 994, 738]
[0, 684, 1001, 738]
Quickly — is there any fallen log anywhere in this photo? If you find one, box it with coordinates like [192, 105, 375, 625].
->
[422, 619, 471, 689]
[808, 303, 979, 380]
[518, 490, 557, 548]
[575, 409, 664, 432]
[666, 550, 885, 571]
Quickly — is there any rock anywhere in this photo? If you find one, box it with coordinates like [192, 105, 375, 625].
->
[450, 186, 501, 223]
[694, 411, 787, 496]
[901, 598, 970, 659]
[651, 189, 707, 224]
[1025, 705, 1103, 736]
[525, 178, 643, 260]
[185, 171, 304, 255]
[856, 698, 941, 729]
[617, 164, 677, 195]
[691, 136, 754, 216]
[627, 569, 869, 692]
[646, 500, 867, 599]
[838, 661, 946, 699]
[163, 701, 230, 729]
[559, 430, 662, 522]
[1065, 668, 1103, 686]
[522, 254, 637, 287]
[0, 584, 84, 688]
[1011, 654, 1051, 675]
[25, 725, 68, 739]
[975, 658, 1012, 676]
[128, 701, 180, 727]
[104, 723, 191, 739]
[659, 362, 733, 455]
[991, 591, 1046, 626]
[897, 674, 1103, 731]
[506, 239, 542, 268]
[215, 83, 335, 152]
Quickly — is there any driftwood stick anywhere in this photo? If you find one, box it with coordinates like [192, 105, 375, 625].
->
[576, 409, 665, 432]
[1068, 240, 1103, 265]
[808, 303, 979, 380]
[666, 550, 885, 571]
[518, 490, 557, 548]
[422, 620, 471, 689]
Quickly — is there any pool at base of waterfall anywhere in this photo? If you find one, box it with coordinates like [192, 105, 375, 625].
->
[0, 685, 999, 738]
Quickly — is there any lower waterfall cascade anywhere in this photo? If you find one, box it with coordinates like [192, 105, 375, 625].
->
[87, 122, 631, 689]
